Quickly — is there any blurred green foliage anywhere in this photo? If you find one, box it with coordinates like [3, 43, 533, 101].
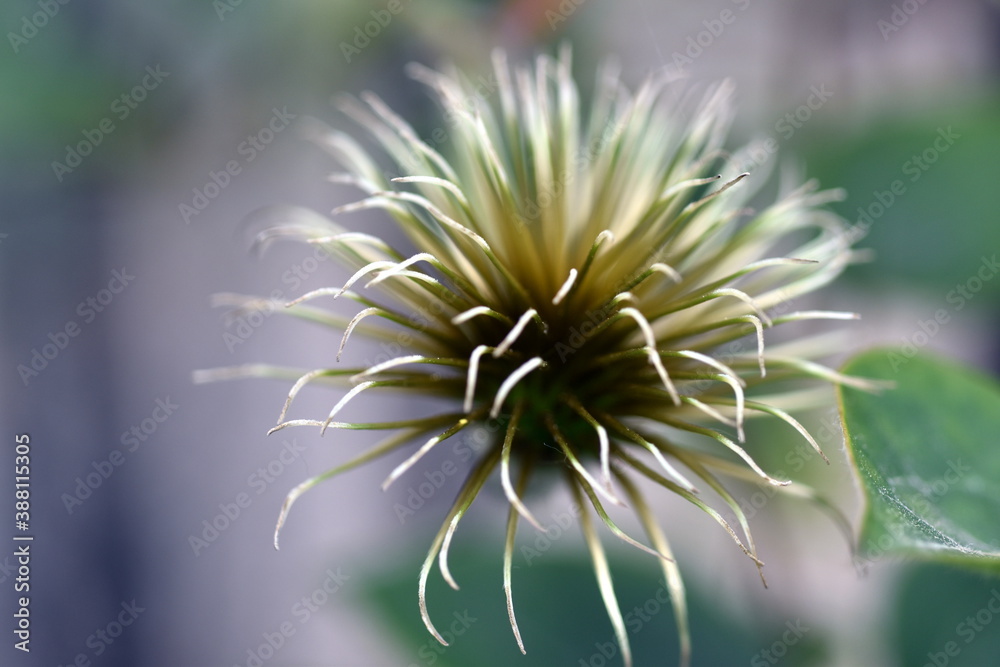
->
[807, 99, 1000, 299]
[364, 539, 829, 666]
[894, 564, 1000, 667]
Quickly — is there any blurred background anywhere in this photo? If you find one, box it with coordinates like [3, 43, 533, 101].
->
[2, 1, 999, 665]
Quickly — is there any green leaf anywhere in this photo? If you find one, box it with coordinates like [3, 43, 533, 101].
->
[838, 350, 1000, 569]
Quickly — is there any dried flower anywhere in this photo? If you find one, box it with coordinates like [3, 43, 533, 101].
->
[198, 47, 872, 666]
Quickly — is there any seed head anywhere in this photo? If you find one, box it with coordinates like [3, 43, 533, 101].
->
[198, 47, 874, 667]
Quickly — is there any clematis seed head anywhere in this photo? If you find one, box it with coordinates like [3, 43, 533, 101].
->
[197, 46, 878, 667]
